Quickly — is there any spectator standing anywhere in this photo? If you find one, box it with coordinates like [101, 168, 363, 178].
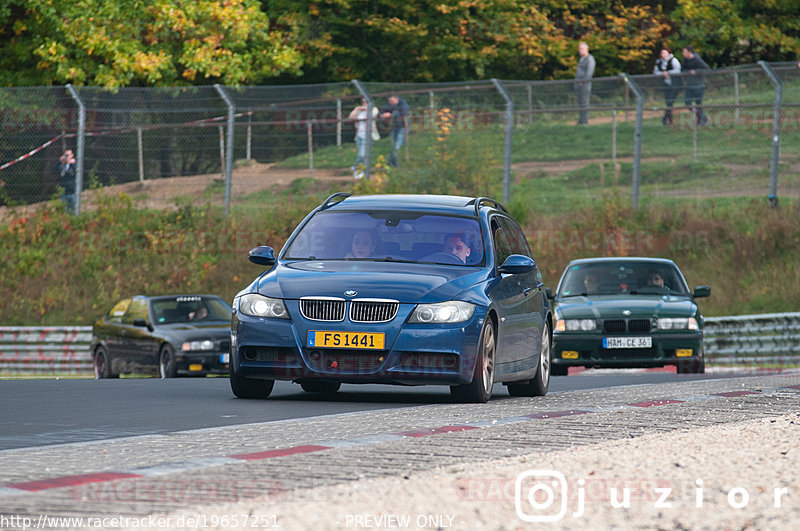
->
[379, 93, 410, 167]
[681, 46, 711, 127]
[347, 98, 379, 178]
[55, 149, 76, 212]
[653, 48, 682, 126]
[574, 42, 596, 125]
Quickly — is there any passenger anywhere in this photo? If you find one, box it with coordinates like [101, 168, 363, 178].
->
[347, 229, 379, 258]
[443, 233, 472, 263]
[583, 271, 599, 294]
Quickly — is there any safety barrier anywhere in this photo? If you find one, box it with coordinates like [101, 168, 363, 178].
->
[0, 326, 93, 375]
[1, 314, 799, 375]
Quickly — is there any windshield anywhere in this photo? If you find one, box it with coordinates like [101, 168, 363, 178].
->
[283, 211, 485, 266]
[558, 261, 689, 297]
[151, 296, 232, 324]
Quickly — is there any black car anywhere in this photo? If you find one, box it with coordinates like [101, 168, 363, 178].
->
[91, 295, 232, 378]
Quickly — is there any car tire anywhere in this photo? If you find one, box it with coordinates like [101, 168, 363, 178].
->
[300, 380, 342, 393]
[159, 345, 177, 379]
[451, 318, 495, 403]
[229, 363, 275, 399]
[94, 347, 113, 379]
[677, 357, 705, 374]
[507, 322, 552, 397]
[551, 364, 569, 377]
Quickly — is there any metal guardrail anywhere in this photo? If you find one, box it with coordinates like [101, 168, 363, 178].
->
[703, 313, 800, 368]
[1, 314, 799, 375]
[0, 326, 93, 375]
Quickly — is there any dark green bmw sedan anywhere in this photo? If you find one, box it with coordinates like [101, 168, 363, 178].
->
[549, 257, 710, 375]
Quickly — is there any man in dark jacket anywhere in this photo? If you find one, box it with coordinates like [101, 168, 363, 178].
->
[681, 46, 711, 127]
[380, 93, 410, 167]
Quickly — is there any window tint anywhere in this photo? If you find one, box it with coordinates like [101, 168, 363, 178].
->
[122, 297, 149, 325]
[283, 211, 484, 266]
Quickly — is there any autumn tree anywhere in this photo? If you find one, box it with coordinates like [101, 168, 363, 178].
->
[0, 0, 303, 87]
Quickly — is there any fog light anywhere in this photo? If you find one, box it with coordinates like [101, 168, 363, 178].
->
[189, 364, 203, 371]
[561, 351, 579, 359]
[676, 348, 693, 357]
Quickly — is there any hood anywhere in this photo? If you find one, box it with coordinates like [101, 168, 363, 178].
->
[255, 260, 487, 303]
[555, 295, 697, 320]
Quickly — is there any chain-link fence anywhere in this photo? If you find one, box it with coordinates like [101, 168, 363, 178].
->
[1, 62, 798, 214]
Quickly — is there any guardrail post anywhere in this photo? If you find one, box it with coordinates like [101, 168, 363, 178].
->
[65, 84, 85, 216]
[351, 80, 374, 180]
[758, 61, 783, 208]
[491, 79, 513, 204]
[620, 74, 644, 209]
[213, 84, 235, 216]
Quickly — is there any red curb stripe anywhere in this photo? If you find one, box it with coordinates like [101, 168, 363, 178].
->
[8, 472, 142, 492]
[629, 399, 684, 408]
[229, 445, 332, 461]
[526, 410, 592, 419]
[713, 391, 761, 397]
[397, 425, 479, 438]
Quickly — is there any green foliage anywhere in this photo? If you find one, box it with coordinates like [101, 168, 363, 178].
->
[0, 0, 302, 87]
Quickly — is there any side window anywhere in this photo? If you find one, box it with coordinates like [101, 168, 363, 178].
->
[122, 297, 150, 325]
[107, 298, 131, 324]
[491, 218, 513, 266]
[500, 217, 530, 257]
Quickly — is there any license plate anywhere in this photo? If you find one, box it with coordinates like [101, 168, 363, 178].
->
[220, 353, 229, 363]
[603, 336, 652, 349]
[308, 331, 385, 350]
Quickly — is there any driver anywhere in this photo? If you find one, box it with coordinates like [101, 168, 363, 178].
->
[646, 270, 665, 288]
[443, 233, 471, 263]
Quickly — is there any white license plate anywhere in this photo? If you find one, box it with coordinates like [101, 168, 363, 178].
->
[603, 337, 652, 349]
[220, 353, 230, 363]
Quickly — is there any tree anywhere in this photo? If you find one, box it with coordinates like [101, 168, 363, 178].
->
[671, 0, 800, 66]
[0, 0, 303, 87]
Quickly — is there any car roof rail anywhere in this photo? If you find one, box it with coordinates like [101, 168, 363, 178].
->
[469, 196, 508, 216]
[319, 192, 351, 211]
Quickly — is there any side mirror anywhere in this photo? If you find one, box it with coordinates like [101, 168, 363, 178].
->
[545, 287, 553, 300]
[498, 254, 536, 275]
[249, 246, 276, 266]
[693, 285, 711, 298]
[132, 318, 152, 331]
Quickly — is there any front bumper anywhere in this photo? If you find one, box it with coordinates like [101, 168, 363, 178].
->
[231, 305, 486, 385]
[175, 351, 230, 376]
[553, 331, 703, 369]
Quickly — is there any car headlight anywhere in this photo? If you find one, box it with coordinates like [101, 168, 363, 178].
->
[409, 301, 475, 324]
[239, 293, 289, 319]
[657, 317, 698, 330]
[556, 319, 596, 332]
[181, 340, 215, 351]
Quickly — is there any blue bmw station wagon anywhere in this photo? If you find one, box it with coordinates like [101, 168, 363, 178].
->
[229, 193, 552, 402]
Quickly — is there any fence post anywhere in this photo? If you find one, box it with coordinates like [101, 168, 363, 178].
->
[213, 84, 235, 216]
[612, 109, 617, 171]
[336, 99, 342, 148]
[137, 127, 144, 182]
[491, 79, 513, 204]
[620, 74, 643, 209]
[65, 84, 85, 216]
[527, 84, 533, 124]
[733, 71, 740, 126]
[351, 80, 373, 180]
[307, 121, 314, 179]
[758, 61, 783, 208]
[246, 110, 252, 160]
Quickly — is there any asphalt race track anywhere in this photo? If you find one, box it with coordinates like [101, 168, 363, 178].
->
[0, 369, 781, 450]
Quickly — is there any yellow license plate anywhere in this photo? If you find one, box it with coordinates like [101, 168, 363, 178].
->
[676, 348, 693, 357]
[307, 331, 385, 350]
